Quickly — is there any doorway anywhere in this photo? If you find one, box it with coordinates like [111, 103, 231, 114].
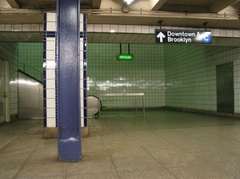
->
[216, 62, 234, 113]
[0, 59, 10, 123]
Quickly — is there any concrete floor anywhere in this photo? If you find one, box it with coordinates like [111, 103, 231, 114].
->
[1, 110, 240, 179]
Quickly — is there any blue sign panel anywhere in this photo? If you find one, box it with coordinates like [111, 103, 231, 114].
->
[155, 30, 212, 44]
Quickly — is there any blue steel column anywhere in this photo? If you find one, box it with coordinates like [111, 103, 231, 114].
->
[57, 0, 82, 161]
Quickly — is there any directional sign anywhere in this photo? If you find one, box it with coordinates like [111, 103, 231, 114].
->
[157, 32, 165, 43]
[155, 30, 212, 44]
[117, 54, 133, 61]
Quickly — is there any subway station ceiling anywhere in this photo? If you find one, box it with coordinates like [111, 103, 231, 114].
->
[0, 0, 239, 29]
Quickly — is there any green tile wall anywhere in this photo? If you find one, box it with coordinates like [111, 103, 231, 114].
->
[164, 44, 240, 112]
[18, 43, 43, 82]
[11, 40, 240, 114]
[0, 42, 19, 117]
[88, 42, 240, 113]
[87, 43, 165, 109]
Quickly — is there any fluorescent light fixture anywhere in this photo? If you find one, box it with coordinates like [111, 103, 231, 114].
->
[18, 79, 39, 86]
[124, 0, 134, 5]
[110, 29, 115, 33]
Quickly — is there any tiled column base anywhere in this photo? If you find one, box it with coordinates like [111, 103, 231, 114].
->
[43, 126, 89, 139]
[81, 126, 89, 137]
[43, 127, 57, 139]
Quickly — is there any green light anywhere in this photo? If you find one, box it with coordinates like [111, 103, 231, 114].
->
[117, 54, 133, 60]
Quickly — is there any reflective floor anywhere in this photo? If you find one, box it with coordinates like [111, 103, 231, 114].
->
[1, 110, 240, 179]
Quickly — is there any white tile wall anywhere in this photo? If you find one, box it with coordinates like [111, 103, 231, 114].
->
[80, 14, 84, 32]
[47, 109, 55, 117]
[47, 99, 56, 108]
[0, 25, 4, 31]
[46, 50, 55, 60]
[45, 12, 56, 127]
[47, 22, 56, 32]
[93, 24, 102, 32]
[0, 24, 42, 31]
[31, 24, 41, 31]
[46, 38, 55, 50]
[118, 25, 126, 33]
[13, 25, 23, 31]
[46, 79, 55, 90]
[45, 13, 87, 127]
[46, 89, 55, 98]
[233, 30, 240, 37]
[0, 21, 240, 38]
[45, 36, 56, 128]
[133, 25, 142, 33]
[80, 37, 85, 127]
[126, 25, 134, 33]
[45, 36, 56, 127]
[102, 24, 110, 32]
[110, 25, 118, 32]
[46, 70, 55, 79]
[47, 13, 56, 22]
[47, 117, 57, 127]
[22, 24, 31, 31]
[141, 26, 150, 34]
[87, 24, 93, 32]
[46, 60, 56, 70]
[5, 25, 12, 31]
[86, 24, 240, 38]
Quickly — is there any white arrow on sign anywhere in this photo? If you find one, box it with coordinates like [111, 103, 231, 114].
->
[157, 32, 166, 43]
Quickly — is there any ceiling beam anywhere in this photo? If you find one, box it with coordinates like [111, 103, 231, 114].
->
[160, 4, 209, 13]
[209, 0, 239, 13]
[232, 1, 240, 12]
[150, 0, 167, 11]
[0, 14, 42, 24]
[86, 10, 239, 29]
[92, 0, 102, 9]
[6, 0, 20, 8]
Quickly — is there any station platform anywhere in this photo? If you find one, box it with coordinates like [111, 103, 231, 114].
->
[1, 110, 240, 179]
